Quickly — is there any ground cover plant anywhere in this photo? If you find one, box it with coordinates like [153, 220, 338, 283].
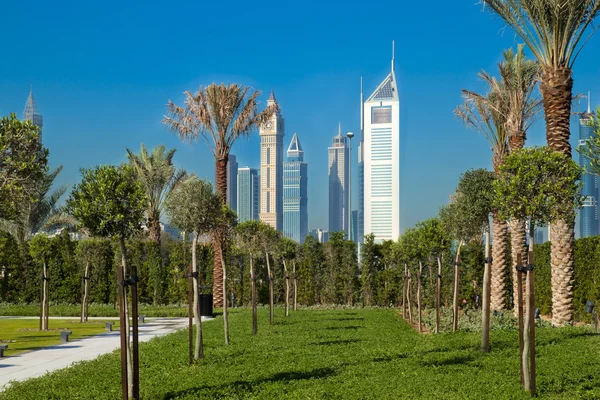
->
[0, 318, 120, 356]
[1, 308, 599, 399]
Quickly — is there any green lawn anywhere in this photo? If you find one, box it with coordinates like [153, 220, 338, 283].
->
[1, 308, 599, 399]
[0, 319, 119, 356]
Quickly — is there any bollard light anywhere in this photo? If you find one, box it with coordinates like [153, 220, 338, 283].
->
[586, 300, 595, 314]
[509, 295, 514, 309]
[534, 308, 540, 319]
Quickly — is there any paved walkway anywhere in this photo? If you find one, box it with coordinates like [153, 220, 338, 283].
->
[0, 317, 213, 390]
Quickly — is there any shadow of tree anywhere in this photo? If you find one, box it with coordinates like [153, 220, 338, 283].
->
[325, 325, 362, 330]
[420, 355, 475, 367]
[312, 339, 361, 346]
[162, 367, 337, 399]
[372, 353, 409, 363]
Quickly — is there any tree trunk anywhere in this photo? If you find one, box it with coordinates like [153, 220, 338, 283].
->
[81, 262, 90, 323]
[219, 245, 230, 345]
[510, 219, 527, 316]
[436, 255, 442, 334]
[250, 257, 257, 335]
[41, 261, 48, 331]
[541, 67, 574, 326]
[283, 259, 290, 317]
[452, 242, 463, 333]
[482, 228, 491, 353]
[118, 237, 133, 399]
[117, 260, 128, 400]
[402, 264, 407, 319]
[293, 260, 297, 312]
[265, 252, 274, 325]
[407, 266, 413, 323]
[191, 234, 203, 359]
[213, 156, 229, 308]
[524, 222, 536, 395]
[491, 216, 508, 311]
[516, 253, 525, 386]
[417, 261, 422, 333]
[184, 231, 193, 365]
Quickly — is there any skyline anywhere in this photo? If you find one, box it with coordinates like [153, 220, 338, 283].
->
[2, 0, 600, 234]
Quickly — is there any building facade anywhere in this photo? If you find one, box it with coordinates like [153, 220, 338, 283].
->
[578, 94, 598, 238]
[24, 89, 43, 141]
[237, 167, 259, 223]
[363, 44, 400, 243]
[283, 133, 308, 243]
[226, 154, 238, 213]
[357, 78, 365, 245]
[259, 90, 285, 231]
[328, 124, 349, 234]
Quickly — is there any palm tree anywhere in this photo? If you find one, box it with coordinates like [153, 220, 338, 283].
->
[126, 144, 188, 245]
[455, 72, 510, 312]
[163, 84, 274, 307]
[483, 0, 600, 326]
[0, 166, 76, 243]
[496, 45, 541, 315]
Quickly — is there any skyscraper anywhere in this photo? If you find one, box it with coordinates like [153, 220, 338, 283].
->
[363, 42, 400, 243]
[357, 78, 365, 245]
[226, 154, 238, 213]
[259, 90, 284, 231]
[283, 133, 308, 243]
[24, 89, 43, 141]
[578, 92, 598, 238]
[237, 167, 259, 223]
[329, 124, 349, 234]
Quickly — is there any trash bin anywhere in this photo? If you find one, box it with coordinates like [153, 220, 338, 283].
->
[199, 293, 213, 317]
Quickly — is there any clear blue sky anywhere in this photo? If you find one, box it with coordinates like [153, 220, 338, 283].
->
[1, 0, 599, 233]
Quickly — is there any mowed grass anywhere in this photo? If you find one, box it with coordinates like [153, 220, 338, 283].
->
[1, 308, 599, 399]
[0, 319, 120, 356]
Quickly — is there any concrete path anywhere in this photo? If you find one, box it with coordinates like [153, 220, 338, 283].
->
[0, 317, 213, 390]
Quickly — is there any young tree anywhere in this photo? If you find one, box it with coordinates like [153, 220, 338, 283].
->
[67, 165, 146, 400]
[163, 84, 274, 307]
[277, 237, 298, 317]
[29, 235, 52, 330]
[360, 234, 382, 307]
[259, 224, 282, 325]
[164, 178, 221, 358]
[214, 204, 237, 345]
[483, 0, 600, 327]
[494, 146, 583, 395]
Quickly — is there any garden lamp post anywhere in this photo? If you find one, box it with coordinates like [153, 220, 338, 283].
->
[586, 300, 598, 334]
[346, 131, 354, 243]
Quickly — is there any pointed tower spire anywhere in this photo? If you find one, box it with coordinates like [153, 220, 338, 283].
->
[338, 122, 342, 138]
[23, 88, 43, 141]
[268, 89, 277, 102]
[588, 91, 591, 114]
[360, 77, 364, 141]
[391, 40, 395, 73]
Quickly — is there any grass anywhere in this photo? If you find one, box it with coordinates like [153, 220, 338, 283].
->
[1, 308, 599, 399]
[0, 303, 189, 317]
[0, 319, 120, 356]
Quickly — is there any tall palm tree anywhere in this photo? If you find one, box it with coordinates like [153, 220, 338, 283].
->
[483, 0, 600, 325]
[0, 166, 76, 243]
[163, 83, 274, 307]
[496, 45, 541, 315]
[126, 144, 188, 245]
[455, 73, 510, 312]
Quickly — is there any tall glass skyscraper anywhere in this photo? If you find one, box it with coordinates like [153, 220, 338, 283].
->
[578, 94, 598, 238]
[283, 133, 308, 243]
[237, 167, 259, 223]
[357, 78, 365, 245]
[24, 89, 43, 141]
[226, 154, 238, 213]
[329, 124, 349, 234]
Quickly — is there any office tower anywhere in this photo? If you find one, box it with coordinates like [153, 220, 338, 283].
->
[308, 229, 329, 243]
[357, 78, 365, 245]
[226, 154, 238, 213]
[363, 42, 400, 243]
[237, 167, 259, 223]
[578, 92, 598, 238]
[24, 89, 43, 141]
[351, 210, 358, 243]
[283, 133, 308, 243]
[328, 124, 349, 234]
[259, 90, 285, 231]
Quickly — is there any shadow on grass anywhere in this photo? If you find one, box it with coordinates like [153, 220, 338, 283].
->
[372, 353, 409, 363]
[420, 355, 475, 367]
[312, 339, 361, 346]
[162, 367, 337, 399]
[0, 364, 14, 368]
[325, 325, 362, 330]
[327, 317, 364, 322]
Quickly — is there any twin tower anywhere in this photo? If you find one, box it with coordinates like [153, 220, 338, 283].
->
[259, 91, 308, 243]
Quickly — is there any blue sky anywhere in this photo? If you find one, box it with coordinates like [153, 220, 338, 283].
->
[1, 0, 599, 233]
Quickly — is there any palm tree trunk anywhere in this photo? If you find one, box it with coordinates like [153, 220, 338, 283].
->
[265, 252, 274, 325]
[541, 67, 575, 326]
[491, 216, 508, 311]
[213, 156, 229, 309]
[250, 257, 257, 335]
[510, 219, 527, 315]
[148, 210, 162, 245]
[191, 234, 203, 359]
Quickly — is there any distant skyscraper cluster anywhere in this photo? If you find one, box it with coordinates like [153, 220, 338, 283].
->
[578, 92, 598, 238]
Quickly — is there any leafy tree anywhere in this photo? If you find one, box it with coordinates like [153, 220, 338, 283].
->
[0, 114, 48, 221]
[277, 236, 298, 316]
[483, 0, 600, 329]
[164, 177, 221, 358]
[29, 235, 52, 330]
[360, 234, 382, 307]
[163, 83, 274, 308]
[126, 144, 188, 244]
[0, 231, 22, 302]
[297, 235, 326, 305]
[257, 223, 282, 325]
[494, 146, 583, 393]
[66, 164, 146, 398]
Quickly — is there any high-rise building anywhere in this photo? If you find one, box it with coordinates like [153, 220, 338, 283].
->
[363, 42, 400, 243]
[357, 78, 365, 245]
[237, 167, 259, 223]
[351, 210, 358, 243]
[578, 92, 598, 238]
[328, 124, 349, 234]
[308, 229, 329, 243]
[259, 90, 285, 231]
[226, 154, 238, 213]
[283, 133, 308, 243]
[24, 89, 43, 141]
